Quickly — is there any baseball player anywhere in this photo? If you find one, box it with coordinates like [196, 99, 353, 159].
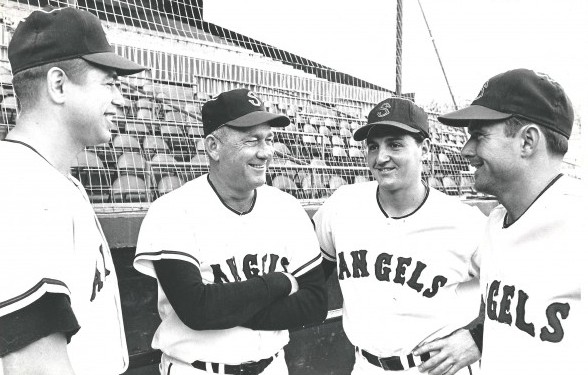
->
[134, 88, 327, 375]
[426, 68, 583, 374]
[313, 97, 487, 375]
[0, 7, 146, 375]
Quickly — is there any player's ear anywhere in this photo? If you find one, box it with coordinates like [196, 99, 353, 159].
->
[46, 67, 67, 104]
[520, 124, 541, 157]
[205, 134, 221, 161]
[420, 137, 431, 161]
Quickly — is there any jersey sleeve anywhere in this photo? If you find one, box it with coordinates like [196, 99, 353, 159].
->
[134, 197, 199, 278]
[0, 204, 80, 352]
[0, 205, 74, 317]
[311, 191, 338, 263]
[282, 197, 323, 277]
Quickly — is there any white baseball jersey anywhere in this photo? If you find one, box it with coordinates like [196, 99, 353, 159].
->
[134, 174, 322, 365]
[0, 140, 128, 375]
[479, 175, 583, 375]
[313, 181, 486, 357]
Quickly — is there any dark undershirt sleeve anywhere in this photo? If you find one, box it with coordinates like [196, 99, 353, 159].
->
[467, 299, 485, 353]
[0, 293, 80, 357]
[153, 259, 292, 330]
[321, 257, 336, 281]
[241, 265, 328, 331]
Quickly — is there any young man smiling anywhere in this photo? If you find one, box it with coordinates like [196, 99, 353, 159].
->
[313, 98, 485, 375]
[134, 88, 327, 375]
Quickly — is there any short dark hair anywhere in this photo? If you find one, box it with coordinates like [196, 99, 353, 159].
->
[504, 116, 568, 156]
[12, 58, 89, 112]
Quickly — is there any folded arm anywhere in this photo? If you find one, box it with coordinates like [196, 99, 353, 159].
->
[153, 259, 293, 330]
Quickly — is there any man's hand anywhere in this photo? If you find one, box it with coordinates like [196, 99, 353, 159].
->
[412, 328, 480, 375]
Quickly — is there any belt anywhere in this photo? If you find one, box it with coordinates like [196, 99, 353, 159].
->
[192, 353, 277, 375]
[357, 347, 431, 371]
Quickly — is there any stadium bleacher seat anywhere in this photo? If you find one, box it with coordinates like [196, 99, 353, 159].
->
[90, 142, 117, 165]
[112, 134, 142, 155]
[160, 124, 192, 159]
[442, 176, 459, 195]
[272, 174, 298, 198]
[318, 125, 332, 138]
[354, 175, 370, 184]
[184, 103, 200, 123]
[331, 146, 348, 166]
[190, 154, 208, 165]
[194, 138, 206, 154]
[111, 174, 150, 203]
[125, 121, 150, 136]
[348, 147, 363, 160]
[1, 95, 18, 125]
[164, 109, 185, 123]
[427, 176, 445, 193]
[324, 118, 336, 129]
[331, 135, 345, 147]
[135, 98, 154, 120]
[157, 175, 184, 197]
[143, 136, 170, 158]
[71, 150, 110, 202]
[185, 125, 204, 138]
[273, 142, 292, 162]
[328, 175, 347, 194]
[459, 173, 476, 195]
[117, 152, 148, 177]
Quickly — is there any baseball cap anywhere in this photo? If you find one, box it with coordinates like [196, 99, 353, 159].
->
[353, 97, 429, 141]
[202, 88, 290, 136]
[438, 69, 574, 138]
[8, 7, 146, 76]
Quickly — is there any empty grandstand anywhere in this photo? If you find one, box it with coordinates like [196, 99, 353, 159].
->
[0, 0, 492, 213]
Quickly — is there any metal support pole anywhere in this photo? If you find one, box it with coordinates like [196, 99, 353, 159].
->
[395, 0, 403, 96]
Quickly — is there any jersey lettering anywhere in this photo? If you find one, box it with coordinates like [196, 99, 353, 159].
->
[485, 279, 571, 343]
[497, 284, 516, 325]
[338, 251, 447, 298]
[350, 250, 369, 278]
[338, 252, 352, 280]
[90, 244, 111, 301]
[209, 253, 289, 283]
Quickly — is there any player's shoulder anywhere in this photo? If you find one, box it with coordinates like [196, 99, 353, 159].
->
[329, 180, 377, 202]
[257, 183, 301, 206]
[427, 187, 483, 215]
[147, 174, 207, 213]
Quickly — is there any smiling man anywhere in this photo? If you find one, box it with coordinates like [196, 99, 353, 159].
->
[313, 98, 486, 375]
[134, 88, 327, 375]
[0, 7, 146, 375]
[433, 68, 583, 375]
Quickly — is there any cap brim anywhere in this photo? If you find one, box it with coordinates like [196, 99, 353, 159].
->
[226, 111, 290, 128]
[438, 105, 513, 127]
[82, 52, 147, 76]
[353, 121, 420, 141]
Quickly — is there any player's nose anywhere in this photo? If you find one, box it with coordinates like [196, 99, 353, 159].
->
[461, 137, 475, 159]
[257, 141, 273, 160]
[375, 147, 391, 165]
[111, 86, 125, 107]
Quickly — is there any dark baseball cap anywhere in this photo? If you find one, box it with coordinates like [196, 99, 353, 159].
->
[8, 7, 146, 76]
[202, 88, 290, 136]
[353, 97, 429, 141]
[438, 69, 574, 138]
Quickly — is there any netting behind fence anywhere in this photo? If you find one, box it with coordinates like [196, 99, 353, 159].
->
[1, 1, 507, 212]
